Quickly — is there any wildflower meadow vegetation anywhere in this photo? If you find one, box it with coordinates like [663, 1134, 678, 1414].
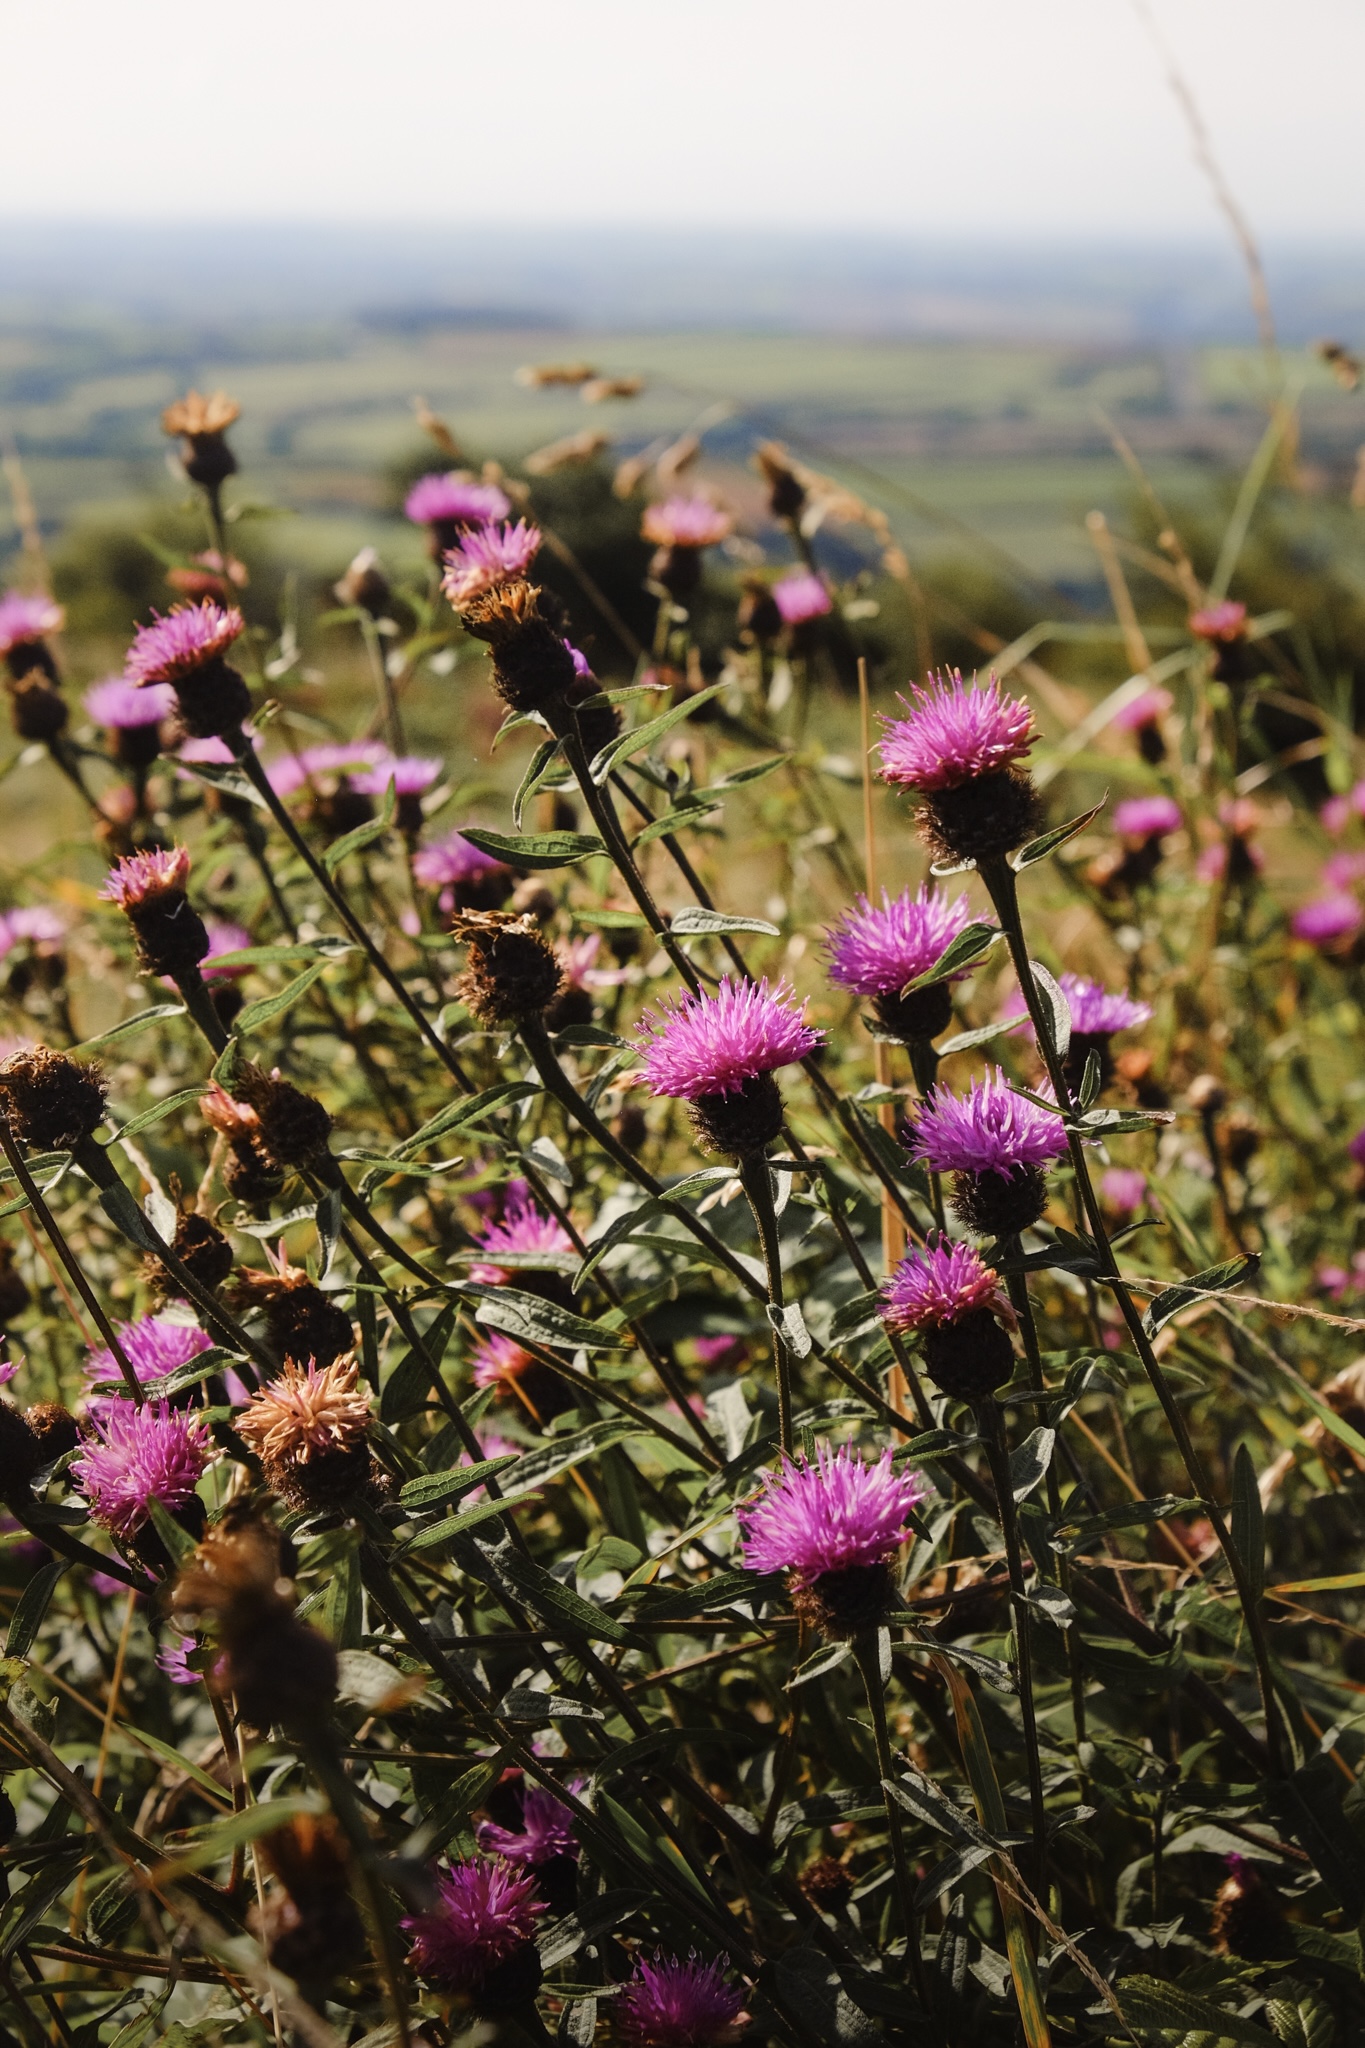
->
[1, 359, 1365, 2048]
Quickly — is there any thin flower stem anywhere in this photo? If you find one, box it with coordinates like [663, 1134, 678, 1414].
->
[852, 1633, 928, 2005]
[560, 733, 702, 994]
[739, 1155, 795, 1456]
[980, 851, 1288, 1776]
[359, 612, 405, 754]
[977, 1394, 1050, 1893]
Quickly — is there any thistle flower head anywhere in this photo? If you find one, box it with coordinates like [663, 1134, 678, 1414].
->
[442, 520, 542, 605]
[881, 1238, 1012, 1334]
[634, 976, 823, 1100]
[157, 1633, 200, 1684]
[1100, 1168, 1147, 1215]
[162, 390, 240, 438]
[124, 601, 243, 686]
[1005, 973, 1152, 1039]
[1113, 796, 1181, 842]
[1292, 893, 1363, 946]
[234, 1356, 372, 1466]
[471, 1333, 537, 1389]
[641, 497, 733, 549]
[351, 754, 442, 797]
[267, 741, 389, 798]
[618, 1953, 746, 2048]
[772, 572, 832, 626]
[84, 677, 175, 729]
[0, 907, 65, 958]
[73, 1400, 211, 1537]
[405, 473, 511, 528]
[877, 670, 1034, 793]
[401, 1856, 543, 1991]
[1111, 685, 1174, 732]
[910, 1069, 1069, 1179]
[1190, 600, 1248, 643]
[825, 886, 975, 998]
[83, 1311, 213, 1408]
[737, 1442, 924, 1581]
[469, 1183, 573, 1283]
[201, 920, 252, 979]
[476, 1784, 579, 1868]
[412, 829, 509, 891]
[100, 845, 191, 909]
[0, 592, 64, 653]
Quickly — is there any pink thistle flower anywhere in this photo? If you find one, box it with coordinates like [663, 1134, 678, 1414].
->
[1005, 973, 1152, 1039]
[880, 1238, 1012, 1335]
[618, 1953, 746, 2048]
[0, 592, 64, 654]
[565, 640, 594, 680]
[412, 829, 510, 892]
[772, 572, 832, 626]
[0, 907, 65, 960]
[471, 1334, 537, 1391]
[1111, 686, 1173, 733]
[201, 921, 252, 980]
[1321, 794, 1351, 835]
[476, 1784, 579, 1868]
[825, 886, 975, 998]
[266, 741, 389, 798]
[0, 1361, 17, 1388]
[441, 520, 542, 605]
[1190, 600, 1248, 643]
[641, 497, 733, 550]
[124, 601, 243, 686]
[72, 1400, 211, 1538]
[405, 473, 511, 529]
[634, 976, 823, 1100]
[1292, 893, 1363, 947]
[469, 1184, 573, 1285]
[401, 1857, 543, 1991]
[1113, 796, 1182, 842]
[737, 1443, 924, 1582]
[909, 1069, 1069, 1180]
[83, 1311, 213, 1409]
[351, 754, 442, 798]
[556, 932, 628, 992]
[1100, 1168, 1147, 1216]
[157, 1633, 200, 1684]
[694, 1333, 747, 1371]
[1323, 851, 1365, 891]
[877, 669, 1034, 793]
[100, 845, 191, 909]
[84, 677, 175, 729]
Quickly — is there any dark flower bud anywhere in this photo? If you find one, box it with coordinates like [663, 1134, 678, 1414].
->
[8, 671, 68, 743]
[0, 1402, 40, 1498]
[101, 847, 210, 981]
[791, 1561, 897, 1639]
[737, 577, 784, 646]
[0, 1046, 107, 1152]
[614, 1103, 648, 1154]
[688, 1073, 785, 1162]
[173, 1510, 338, 1732]
[509, 878, 556, 923]
[251, 1813, 365, 1997]
[237, 1066, 333, 1171]
[24, 1402, 80, 1465]
[144, 1210, 235, 1300]
[0, 1241, 29, 1326]
[451, 910, 565, 1026]
[950, 1163, 1050, 1239]
[460, 582, 579, 721]
[920, 1308, 1017, 1400]
[799, 1856, 854, 1912]
[231, 1264, 355, 1371]
[162, 390, 240, 491]
[756, 441, 808, 522]
[332, 547, 391, 618]
[1211, 1856, 1284, 1961]
[200, 1086, 288, 1205]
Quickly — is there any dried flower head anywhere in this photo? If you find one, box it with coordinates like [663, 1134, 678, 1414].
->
[452, 909, 565, 1025]
[442, 521, 543, 606]
[402, 1857, 544, 1994]
[73, 1400, 211, 1539]
[618, 1953, 746, 2048]
[0, 1046, 107, 1152]
[174, 1509, 338, 1728]
[405, 473, 511, 529]
[236, 1357, 375, 1510]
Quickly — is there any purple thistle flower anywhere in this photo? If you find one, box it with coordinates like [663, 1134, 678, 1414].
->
[825, 885, 975, 998]
[618, 1953, 746, 2048]
[641, 497, 733, 550]
[1113, 796, 1181, 842]
[0, 907, 65, 960]
[1100, 1168, 1147, 1216]
[72, 1400, 211, 1538]
[405, 473, 511, 529]
[84, 676, 175, 729]
[1293, 893, 1363, 947]
[1111, 686, 1173, 733]
[412, 829, 509, 891]
[266, 740, 389, 798]
[124, 601, 243, 685]
[350, 754, 442, 797]
[877, 670, 1034, 793]
[100, 845, 191, 909]
[1004, 973, 1152, 1039]
[1323, 851, 1365, 891]
[880, 1238, 1011, 1335]
[442, 520, 542, 605]
[83, 1311, 213, 1409]
[201, 920, 252, 980]
[401, 1856, 543, 1991]
[157, 1633, 200, 1684]
[565, 640, 594, 680]
[1190, 600, 1248, 643]
[469, 1183, 573, 1284]
[471, 1333, 536, 1391]
[737, 1443, 924, 1582]
[772, 572, 832, 626]
[0, 591, 63, 654]
[909, 1069, 1069, 1180]
[634, 976, 823, 1100]
[476, 1784, 579, 1868]
[1348, 1128, 1365, 1167]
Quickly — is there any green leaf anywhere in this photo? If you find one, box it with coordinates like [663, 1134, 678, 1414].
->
[670, 905, 779, 938]
[498, 1550, 639, 1646]
[396, 1078, 541, 1157]
[1028, 961, 1072, 1062]
[464, 1283, 631, 1352]
[155, 1797, 319, 1877]
[1050, 1495, 1201, 1553]
[71, 1004, 186, 1055]
[588, 681, 726, 783]
[1010, 796, 1107, 872]
[381, 1303, 458, 1423]
[631, 802, 722, 850]
[901, 920, 1001, 993]
[108, 1086, 206, 1141]
[1008, 1426, 1056, 1503]
[458, 827, 608, 870]
[396, 1492, 529, 1557]
[322, 777, 395, 870]
[148, 1498, 198, 1565]
[1118, 1975, 1276, 2047]
[1142, 1253, 1260, 1336]
[513, 736, 565, 833]
[211, 1033, 241, 1090]
[97, 1178, 161, 1253]
[398, 1454, 521, 1510]
[935, 1019, 1014, 1057]
[828, 1290, 882, 1343]
[512, 1418, 653, 1488]
[3, 1561, 66, 1659]
[233, 960, 328, 1032]
[179, 757, 270, 809]
[1232, 1441, 1266, 1602]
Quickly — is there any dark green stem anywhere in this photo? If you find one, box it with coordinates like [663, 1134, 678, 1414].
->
[853, 1632, 928, 2004]
[739, 1153, 795, 1455]
[977, 1394, 1049, 1893]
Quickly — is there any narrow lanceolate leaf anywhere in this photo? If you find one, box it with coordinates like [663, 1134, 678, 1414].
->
[1028, 960, 1072, 1062]
[1011, 796, 1107, 872]
[669, 905, 780, 938]
[399, 1454, 522, 1511]
[1232, 1441, 1266, 1603]
[513, 735, 565, 832]
[322, 777, 395, 870]
[72, 1004, 186, 1055]
[108, 1086, 206, 1141]
[3, 1561, 65, 1659]
[1008, 1426, 1056, 1503]
[233, 960, 328, 1032]
[1117, 1975, 1276, 2048]
[588, 680, 726, 782]
[1142, 1253, 1260, 1336]
[458, 827, 608, 869]
[463, 1283, 631, 1352]
[631, 801, 722, 849]
[497, 1550, 639, 1646]
[901, 920, 1001, 993]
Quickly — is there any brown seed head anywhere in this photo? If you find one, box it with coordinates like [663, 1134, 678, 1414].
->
[451, 910, 564, 1025]
[8, 671, 69, 742]
[0, 1046, 107, 1152]
[236, 1355, 372, 1470]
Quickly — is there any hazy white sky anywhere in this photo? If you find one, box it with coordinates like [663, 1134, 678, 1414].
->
[4, 0, 1361, 238]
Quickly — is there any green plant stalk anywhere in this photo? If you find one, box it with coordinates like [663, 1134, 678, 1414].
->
[980, 851, 1288, 1776]
[977, 1393, 1050, 1892]
[853, 1633, 928, 2004]
[738, 1153, 796, 1456]
[359, 610, 405, 754]
[560, 730, 704, 995]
